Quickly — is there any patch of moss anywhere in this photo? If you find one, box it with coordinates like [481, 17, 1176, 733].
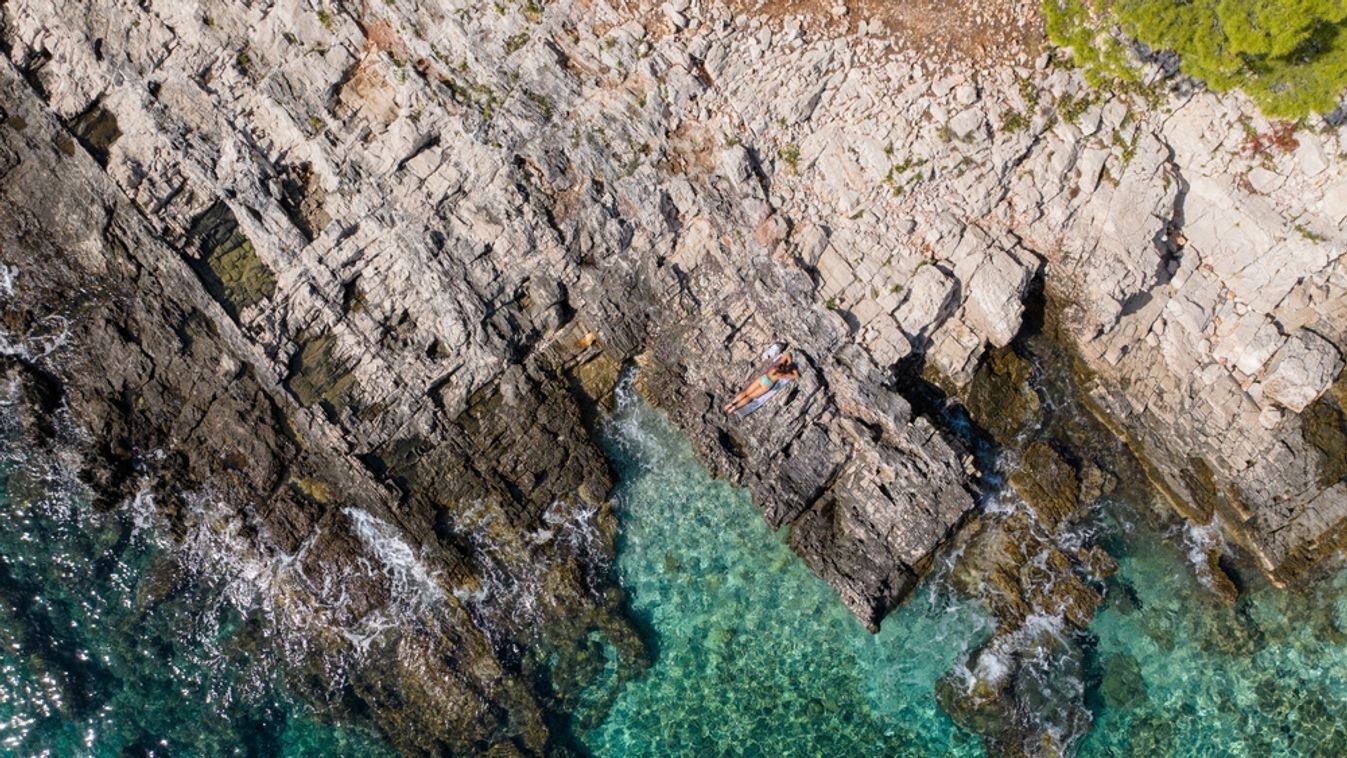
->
[504, 31, 530, 55]
[290, 476, 334, 504]
[286, 331, 358, 409]
[186, 203, 277, 319]
[206, 237, 275, 310]
[1111, 125, 1139, 165]
[999, 109, 1029, 134]
[1018, 78, 1040, 109]
[1056, 90, 1097, 124]
[1296, 224, 1328, 243]
[523, 88, 553, 121]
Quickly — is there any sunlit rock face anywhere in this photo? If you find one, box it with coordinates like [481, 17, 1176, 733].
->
[2, 0, 1346, 752]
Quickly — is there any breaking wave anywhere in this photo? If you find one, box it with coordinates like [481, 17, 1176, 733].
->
[447, 493, 607, 645]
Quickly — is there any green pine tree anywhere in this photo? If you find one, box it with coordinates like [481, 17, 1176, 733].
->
[1044, 0, 1347, 118]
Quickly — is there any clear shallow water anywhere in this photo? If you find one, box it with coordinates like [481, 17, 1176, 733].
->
[577, 388, 995, 756]
[3, 385, 1345, 757]
[1079, 505, 1347, 757]
[0, 435, 396, 756]
[578, 389, 1347, 758]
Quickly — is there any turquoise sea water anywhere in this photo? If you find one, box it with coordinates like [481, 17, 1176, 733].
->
[1079, 507, 1347, 757]
[0, 426, 396, 755]
[3, 386, 1346, 756]
[576, 388, 995, 756]
[578, 389, 1347, 757]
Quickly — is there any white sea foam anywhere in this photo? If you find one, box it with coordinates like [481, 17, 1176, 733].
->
[164, 494, 391, 691]
[167, 497, 444, 667]
[451, 501, 548, 633]
[1181, 519, 1227, 594]
[980, 489, 1022, 518]
[447, 490, 609, 644]
[970, 645, 1010, 687]
[544, 498, 605, 568]
[607, 373, 667, 471]
[0, 265, 17, 298]
[123, 487, 162, 543]
[954, 611, 1070, 694]
[0, 328, 26, 358]
[1055, 516, 1097, 554]
[344, 507, 445, 609]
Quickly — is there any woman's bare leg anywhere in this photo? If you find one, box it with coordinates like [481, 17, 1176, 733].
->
[725, 382, 769, 413]
[724, 389, 751, 412]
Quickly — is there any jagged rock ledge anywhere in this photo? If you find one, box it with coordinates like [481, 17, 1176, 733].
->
[3, 0, 1346, 751]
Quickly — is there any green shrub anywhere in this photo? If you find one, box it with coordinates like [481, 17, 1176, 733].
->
[504, 32, 530, 55]
[1044, 0, 1347, 118]
[1000, 108, 1031, 133]
[523, 89, 553, 121]
[1057, 90, 1098, 122]
[1043, 0, 1141, 87]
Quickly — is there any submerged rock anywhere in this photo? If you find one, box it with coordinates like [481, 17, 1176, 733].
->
[1100, 653, 1145, 710]
[1009, 441, 1080, 529]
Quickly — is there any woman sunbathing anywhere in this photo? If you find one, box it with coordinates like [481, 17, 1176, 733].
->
[723, 353, 800, 414]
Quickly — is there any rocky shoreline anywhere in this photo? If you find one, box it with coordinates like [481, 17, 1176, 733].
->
[2, 0, 1345, 753]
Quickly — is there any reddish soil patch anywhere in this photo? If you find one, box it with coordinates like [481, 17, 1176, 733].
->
[611, 0, 1045, 72]
[732, 0, 1044, 68]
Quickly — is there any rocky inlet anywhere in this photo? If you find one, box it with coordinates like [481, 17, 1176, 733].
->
[0, 0, 1345, 754]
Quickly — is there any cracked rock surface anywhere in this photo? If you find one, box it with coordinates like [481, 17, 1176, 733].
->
[2, 0, 1345, 749]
